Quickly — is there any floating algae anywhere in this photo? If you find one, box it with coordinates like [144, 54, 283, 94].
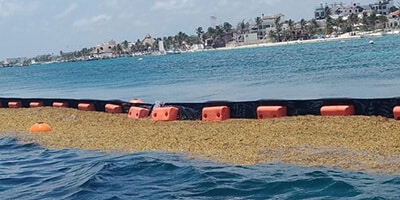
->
[1, 107, 400, 174]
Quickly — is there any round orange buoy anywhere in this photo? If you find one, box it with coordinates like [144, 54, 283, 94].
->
[29, 122, 52, 133]
[129, 98, 143, 104]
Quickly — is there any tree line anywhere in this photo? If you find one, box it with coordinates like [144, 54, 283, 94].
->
[55, 6, 397, 61]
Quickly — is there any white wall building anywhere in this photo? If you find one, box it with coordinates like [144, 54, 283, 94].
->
[249, 13, 285, 39]
[369, 0, 394, 15]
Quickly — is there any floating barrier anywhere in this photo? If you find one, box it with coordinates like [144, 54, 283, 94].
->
[393, 106, 400, 120]
[8, 101, 22, 108]
[29, 122, 52, 133]
[53, 102, 69, 108]
[30, 101, 44, 108]
[257, 106, 287, 119]
[105, 104, 123, 114]
[78, 103, 95, 111]
[128, 106, 150, 119]
[320, 105, 355, 116]
[0, 97, 399, 120]
[152, 106, 179, 121]
[202, 106, 230, 121]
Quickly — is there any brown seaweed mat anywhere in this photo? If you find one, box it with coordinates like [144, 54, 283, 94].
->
[1, 107, 400, 174]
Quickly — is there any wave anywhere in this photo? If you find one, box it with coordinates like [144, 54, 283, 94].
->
[0, 137, 399, 199]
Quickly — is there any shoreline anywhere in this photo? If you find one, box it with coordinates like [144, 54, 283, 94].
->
[1, 107, 400, 175]
[4, 30, 395, 68]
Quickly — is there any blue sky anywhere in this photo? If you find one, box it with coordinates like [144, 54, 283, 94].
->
[0, 0, 388, 60]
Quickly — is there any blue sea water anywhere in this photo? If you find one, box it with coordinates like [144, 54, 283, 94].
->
[1, 137, 400, 199]
[1, 35, 400, 102]
[1, 35, 400, 199]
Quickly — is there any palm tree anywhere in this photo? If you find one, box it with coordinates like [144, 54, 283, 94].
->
[334, 16, 345, 34]
[255, 16, 263, 38]
[205, 27, 216, 39]
[324, 6, 334, 35]
[222, 22, 232, 33]
[299, 18, 307, 39]
[268, 30, 276, 41]
[274, 16, 282, 42]
[215, 26, 224, 36]
[368, 12, 377, 30]
[237, 20, 249, 34]
[116, 44, 122, 55]
[347, 13, 359, 32]
[306, 19, 320, 36]
[377, 15, 388, 30]
[196, 27, 204, 39]
[286, 19, 294, 40]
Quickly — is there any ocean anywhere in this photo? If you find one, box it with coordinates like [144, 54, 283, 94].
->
[1, 35, 400, 199]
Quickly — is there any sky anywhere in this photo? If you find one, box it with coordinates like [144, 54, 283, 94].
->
[0, 0, 390, 60]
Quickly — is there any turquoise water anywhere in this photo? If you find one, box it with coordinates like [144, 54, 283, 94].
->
[1, 137, 400, 199]
[1, 35, 400, 102]
[1, 35, 400, 199]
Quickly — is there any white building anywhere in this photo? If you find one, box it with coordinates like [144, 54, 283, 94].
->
[249, 13, 285, 39]
[315, 0, 394, 19]
[242, 33, 258, 44]
[387, 10, 400, 28]
[369, 0, 394, 15]
[335, 3, 365, 16]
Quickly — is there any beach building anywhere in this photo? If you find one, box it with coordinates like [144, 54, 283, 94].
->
[369, 0, 394, 15]
[335, 3, 365, 16]
[242, 33, 258, 45]
[387, 9, 400, 28]
[315, 3, 344, 19]
[142, 34, 155, 50]
[91, 40, 116, 58]
[249, 13, 285, 40]
[315, 0, 394, 19]
[315, 4, 326, 19]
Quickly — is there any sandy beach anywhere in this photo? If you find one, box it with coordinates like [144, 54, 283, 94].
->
[1, 107, 400, 174]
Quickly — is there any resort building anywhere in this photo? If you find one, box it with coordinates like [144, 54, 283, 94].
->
[241, 33, 258, 45]
[315, 0, 394, 19]
[315, 3, 344, 19]
[142, 34, 155, 49]
[335, 3, 365, 16]
[387, 9, 400, 28]
[91, 40, 116, 58]
[249, 13, 285, 40]
[369, 0, 394, 15]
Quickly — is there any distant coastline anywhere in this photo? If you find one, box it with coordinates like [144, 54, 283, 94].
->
[3, 0, 400, 67]
[2, 29, 398, 68]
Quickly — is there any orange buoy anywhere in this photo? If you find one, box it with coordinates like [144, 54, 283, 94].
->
[129, 98, 143, 104]
[202, 106, 230, 121]
[257, 106, 287, 119]
[29, 122, 52, 133]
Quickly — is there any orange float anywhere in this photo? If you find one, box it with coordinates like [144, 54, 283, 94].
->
[105, 104, 123, 113]
[151, 106, 179, 121]
[320, 105, 355, 116]
[29, 122, 52, 133]
[129, 99, 144, 104]
[393, 106, 400, 120]
[30, 101, 44, 107]
[128, 106, 150, 119]
[257, 106, 287, 119]
[53, 102, 69, 108]
[202, 106, 230, 121]
[8, 101, 22, 108]
[78, 103, 95, 111]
